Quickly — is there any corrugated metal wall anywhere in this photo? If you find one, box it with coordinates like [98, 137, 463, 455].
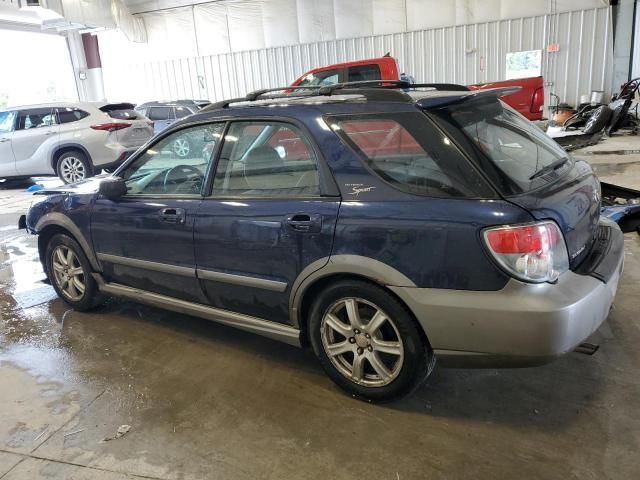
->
[104, 6, 612, 110]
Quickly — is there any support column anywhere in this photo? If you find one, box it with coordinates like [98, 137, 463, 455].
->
[65, 30, 106, 102]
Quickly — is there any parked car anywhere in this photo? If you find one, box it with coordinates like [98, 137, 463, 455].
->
[22, 83, 623, 401]
[0, 102, 153, 184]
[291, 56, 545, 120]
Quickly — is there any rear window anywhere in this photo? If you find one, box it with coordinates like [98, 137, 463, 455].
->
[348, 64, 381, 82]
[106, 109, 140, 120]
[328, 112, 495, 199]
[431, 97, 571, 195]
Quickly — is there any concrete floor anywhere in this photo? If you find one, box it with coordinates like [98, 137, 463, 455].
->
[1, 144, 640, 479]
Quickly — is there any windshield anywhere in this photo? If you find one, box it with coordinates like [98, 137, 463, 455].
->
[297, 69, 339, 88]
[431, 97, 571, 194]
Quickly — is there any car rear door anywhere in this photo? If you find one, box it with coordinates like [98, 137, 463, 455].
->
[12, 108, 59, 176]
[193, 120, 340, 324]
[91, 122, 225, 303]
[0, 111, 17, 178]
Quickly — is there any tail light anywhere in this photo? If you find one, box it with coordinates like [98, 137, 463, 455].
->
[483, 221, 569, 283]
[90, 122, 131, 132]
[531, 87, 544, 113]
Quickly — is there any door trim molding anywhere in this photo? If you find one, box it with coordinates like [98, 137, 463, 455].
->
[97, 253, 195, 277]
[196, 268, 287, 292]
[95, 278, 301, 347]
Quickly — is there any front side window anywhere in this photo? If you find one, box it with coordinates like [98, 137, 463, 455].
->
[431, 98, 571, 194]
[56, 107, 89, 124]
[0, 111, 16, 133]
[212, 122, 320, 197]
[16, 108, 56, 130]
[329, 112, 494, 199]
[122, 123, 224, 195]
[348, 64, 381, 82]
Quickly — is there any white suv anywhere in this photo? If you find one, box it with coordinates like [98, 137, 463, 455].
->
[0, 102, 154, 184]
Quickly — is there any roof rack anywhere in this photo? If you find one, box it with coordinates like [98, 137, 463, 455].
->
[201, 80, 471, 112]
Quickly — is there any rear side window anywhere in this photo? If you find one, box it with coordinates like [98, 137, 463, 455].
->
[348, 64, 381, 82]
[56, 107, 89, 124]
[329, 112, 494, 199]
[16, 108, 56, 130]
[431, 98, 570, 194]
[212, 121, 320, 197]
[147, 107, 172, 121]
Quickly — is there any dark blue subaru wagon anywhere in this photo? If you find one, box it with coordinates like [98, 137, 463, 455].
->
[22, 83, 624, 401]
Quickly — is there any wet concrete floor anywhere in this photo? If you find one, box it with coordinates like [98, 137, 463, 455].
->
[0, 183, 639, 479]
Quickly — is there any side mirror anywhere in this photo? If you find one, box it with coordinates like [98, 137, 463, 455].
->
[99, 177, 127, 199]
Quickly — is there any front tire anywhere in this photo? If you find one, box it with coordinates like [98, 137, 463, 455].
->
[46, 234, 101, 311]
[309, 280, 433, 402]
[56, 150, 92, 184]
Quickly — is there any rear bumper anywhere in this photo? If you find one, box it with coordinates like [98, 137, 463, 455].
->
[390, 218, 624, 367]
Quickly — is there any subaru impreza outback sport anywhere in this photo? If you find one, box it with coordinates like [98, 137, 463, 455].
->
[21, 83, 624, 401]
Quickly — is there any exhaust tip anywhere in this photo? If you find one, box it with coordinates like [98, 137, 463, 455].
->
[574, 342, 599, 355]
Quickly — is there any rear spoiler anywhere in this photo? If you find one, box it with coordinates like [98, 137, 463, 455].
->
[99, 103, 136, 112]
[416, 86, 521, 109]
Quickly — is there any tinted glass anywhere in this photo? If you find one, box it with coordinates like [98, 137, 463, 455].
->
[431, 98, 570, 194]
[16, 108, 56, 130]
[297, 69, 340, 88]
[347, 64, 381, 82]
[212, 122, 320, 197]
[106, 109, 139, 120]
[329, 112, 494, 199]
[147, 107, 172, 121]
[56, 107, 89, 124]
[122, 123, 224, 195]
[174, 106, 192, 119]
[0, 111, 16, 133]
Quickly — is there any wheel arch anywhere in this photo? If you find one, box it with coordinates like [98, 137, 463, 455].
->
[50, 143, 93, 170]
[290, 255, 431, 348]
[35, 213, 101, 273]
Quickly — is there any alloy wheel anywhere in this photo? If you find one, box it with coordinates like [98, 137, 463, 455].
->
[59, 157, 86, 183]
[173, 138, 190, 158]
[320, 297, 404, 387]
[51, 245, 86, 301]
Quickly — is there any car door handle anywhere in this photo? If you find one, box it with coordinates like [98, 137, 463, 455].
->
[285, 213, 322, 233]
[43, 131, 56, 136]
[160, 207, 186, 224]
[0, 138, 10, 143]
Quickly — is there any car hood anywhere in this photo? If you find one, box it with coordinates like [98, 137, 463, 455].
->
[33, 174, 110, 195]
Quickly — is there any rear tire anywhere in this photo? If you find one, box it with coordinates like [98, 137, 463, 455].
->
[46, 233, 102, 311]
[56, 150, 92, 184]
[308, 280, 433, 402]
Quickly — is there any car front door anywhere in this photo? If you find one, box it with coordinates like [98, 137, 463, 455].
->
[194, 120, 340, 324]
[12, 108, 59, 176]
[0, 110, 17, 178]
[91, 122, 225, 303]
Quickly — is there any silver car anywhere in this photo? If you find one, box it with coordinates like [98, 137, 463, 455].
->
[0, 102, 154, 184]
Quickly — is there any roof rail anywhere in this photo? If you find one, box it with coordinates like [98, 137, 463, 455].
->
[201, 80, 470, 112]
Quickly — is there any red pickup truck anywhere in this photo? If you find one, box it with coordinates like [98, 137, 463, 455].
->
[291, 56, 545, 121]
